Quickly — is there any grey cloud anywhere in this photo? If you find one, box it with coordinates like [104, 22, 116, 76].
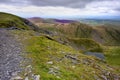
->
[0, 0, 120, 12]
[115, 8, 120, 11]
[0, 0, 10, 3]
[27, 0, 98, 8]
[0, 0, 113, 8]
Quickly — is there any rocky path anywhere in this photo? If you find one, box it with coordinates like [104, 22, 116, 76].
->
[0, 29, 23, 80]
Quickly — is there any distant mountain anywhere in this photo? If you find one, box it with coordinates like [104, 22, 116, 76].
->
[76, 18, 120, 26]
[29, 18, 120, 46]
[54, 19, 75, 23]
[28, 17, 76, 24]
[0, 12, 120, 80]
[27, 17, 44, 23]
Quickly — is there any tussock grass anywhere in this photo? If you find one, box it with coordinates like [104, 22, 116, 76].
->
[11, 30, 120, 80]
[68, 38, 103, 52]
[0, 12, 39, 31]
[105, 46, 120, 67]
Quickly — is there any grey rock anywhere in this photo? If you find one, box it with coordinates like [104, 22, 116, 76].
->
[24, 77, 29, 80]
[101, 75, 107, 80]
[113, 74, 120, 80]
[10, 76, 23, 80]
[47, 61, 53, 65]
[33, 75, 40, 80]
[48, 66, 60, 76]
[0, 29, 23, 80]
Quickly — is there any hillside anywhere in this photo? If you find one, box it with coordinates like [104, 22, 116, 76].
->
[0, 12, 120, 80]
[12, 30, 120, 80]
[28, 17, 76, 24]
[0, 12, 39, 31]
[28, 18, 120, 46]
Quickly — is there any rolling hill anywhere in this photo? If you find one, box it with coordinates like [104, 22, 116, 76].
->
[0, 12, 39, 31]
[28, 17, 120, 46]
[0, 12, 120, 80]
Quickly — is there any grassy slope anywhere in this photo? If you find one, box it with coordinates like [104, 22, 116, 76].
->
[0, 12, 40, 31]
[0, 12, 120, 79]
[93, 25, 120, 45]
[63, 24, 120, 46]
[33, 21, 120, 46]
[0, 12, 28, 29]
[12, 30, 120, 80]
[27, 18, 120, 73]
[67, 38, 103, 52]
[33, 22, 104, 52]
[105, 46, 120, 67]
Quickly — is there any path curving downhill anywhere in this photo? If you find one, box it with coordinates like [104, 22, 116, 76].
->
[0, 29, 23, 80]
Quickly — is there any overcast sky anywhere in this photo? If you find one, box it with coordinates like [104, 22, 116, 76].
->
[0, 0, 120, 19]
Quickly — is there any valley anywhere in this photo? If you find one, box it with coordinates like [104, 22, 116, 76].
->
[0, 12, 120, 80]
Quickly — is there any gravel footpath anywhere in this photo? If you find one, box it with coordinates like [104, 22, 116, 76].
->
[0, 29, 23, 80]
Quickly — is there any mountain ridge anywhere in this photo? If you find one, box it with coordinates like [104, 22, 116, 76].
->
[0, 12, 120, 80]
[28, 17, 120, 46]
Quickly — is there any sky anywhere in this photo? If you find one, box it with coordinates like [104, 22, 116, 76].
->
[0, 0, 120, 19]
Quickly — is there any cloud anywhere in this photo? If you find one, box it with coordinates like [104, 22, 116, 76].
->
[28, 0, 92, 8]
[0, 0, 120, 18]
[0, 0, 89, 7]
[86, 0, 120, 14]
[0, 0, 117, 8]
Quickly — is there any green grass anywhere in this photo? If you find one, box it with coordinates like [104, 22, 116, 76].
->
[12, 30, 95, 79]
[68, 38, 103, 52]
[1, 12, 120, 79]
[0, 12, 39, 30]
[25, 36, 87, 80]
[0, 12, 28, 29]
[11, 30, 120, 80]
[36, 21, 120, 46]
[105, 46, 120, 67]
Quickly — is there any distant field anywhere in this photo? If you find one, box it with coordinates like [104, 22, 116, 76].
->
[78, 19, 120, 26]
